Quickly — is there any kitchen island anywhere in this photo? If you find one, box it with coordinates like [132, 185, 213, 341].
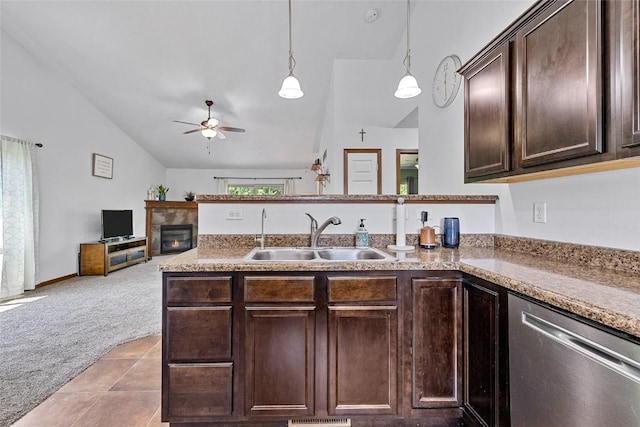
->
[159, 241, 640, 426]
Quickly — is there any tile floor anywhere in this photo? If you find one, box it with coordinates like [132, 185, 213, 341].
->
[13, 334, 168, 427]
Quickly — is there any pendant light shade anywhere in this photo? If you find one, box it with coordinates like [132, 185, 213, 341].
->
[279, 74, 304, 99]
[395, 74, 422, 98]
[279, 0, 303, 99]
[395, 0, 421, 99]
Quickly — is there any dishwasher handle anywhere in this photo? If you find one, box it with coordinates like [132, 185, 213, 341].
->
[522, 311, 640, 384]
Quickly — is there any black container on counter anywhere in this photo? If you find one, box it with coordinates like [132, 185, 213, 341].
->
[442, 217, 460, 248]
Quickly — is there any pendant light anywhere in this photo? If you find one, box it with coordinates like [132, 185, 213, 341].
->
[278, 0, 304, 99]
[394, 0, 421, 99]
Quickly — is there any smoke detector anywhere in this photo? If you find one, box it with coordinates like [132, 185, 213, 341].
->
[364, 8, 380, 23]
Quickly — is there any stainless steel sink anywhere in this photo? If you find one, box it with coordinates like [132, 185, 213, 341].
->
[243, 247, 395, 262]
[246, 248, 317, 261]
[316, 247, 392, 260]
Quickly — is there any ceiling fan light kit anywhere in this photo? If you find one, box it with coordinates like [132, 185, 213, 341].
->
[395, 0, 421, 99]
[173, 100, 245, 149]
[201, 128, 217, 139]
[279, 0, 303, 100]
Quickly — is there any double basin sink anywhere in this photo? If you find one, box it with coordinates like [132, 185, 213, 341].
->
[244, 246, 396, 262]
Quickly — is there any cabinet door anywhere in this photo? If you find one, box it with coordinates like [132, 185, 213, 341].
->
[166, 307, 232, 362]
[412, 278, 462, 408]
[462, 276, 510, 427]
[515, 0, 602, 167]
[463, 281, 499, 426]
[464, 42, 511, 179]
[245, 307, 315, 417]
[166, 363, 233, 418]
[620, 0, 640, 149]
[328, 307, 398, 415]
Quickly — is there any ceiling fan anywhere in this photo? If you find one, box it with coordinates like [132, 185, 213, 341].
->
[173, 100, 245, 140]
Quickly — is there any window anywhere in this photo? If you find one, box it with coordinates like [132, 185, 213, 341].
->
[228, 184, 284, 196]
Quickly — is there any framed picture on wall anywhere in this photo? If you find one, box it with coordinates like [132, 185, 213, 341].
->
[92, 153, 113, 179]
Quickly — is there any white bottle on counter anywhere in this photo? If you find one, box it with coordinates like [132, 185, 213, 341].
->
[355, 219, 369, 248]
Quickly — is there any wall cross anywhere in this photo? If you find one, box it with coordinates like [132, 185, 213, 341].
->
[359, 128, 367, 142]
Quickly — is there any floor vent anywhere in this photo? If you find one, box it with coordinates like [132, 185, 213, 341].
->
[288, 418, 351, 427]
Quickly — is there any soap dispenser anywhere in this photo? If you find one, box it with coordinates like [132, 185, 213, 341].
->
[355, 219, 369, 248]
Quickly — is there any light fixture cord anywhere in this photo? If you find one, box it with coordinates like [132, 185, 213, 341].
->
[403, 0, 411, 75]
[288, 0, 296, 75]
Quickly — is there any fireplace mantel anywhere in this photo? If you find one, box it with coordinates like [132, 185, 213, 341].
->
[145, 200, 198, 257]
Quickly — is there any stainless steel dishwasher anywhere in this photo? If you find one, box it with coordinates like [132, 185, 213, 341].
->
[508, 294, 640, 427]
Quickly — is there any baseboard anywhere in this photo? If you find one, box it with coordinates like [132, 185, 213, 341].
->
[37, 273, 77, 288]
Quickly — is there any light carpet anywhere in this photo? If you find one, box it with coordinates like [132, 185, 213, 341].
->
[0, 257, 165, 426]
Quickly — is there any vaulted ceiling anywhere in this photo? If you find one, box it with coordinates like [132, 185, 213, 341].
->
[1, 1, 410, 169]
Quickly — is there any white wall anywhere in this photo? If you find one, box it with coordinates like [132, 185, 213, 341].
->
[199, 202, 495, 237]
[1, 30, 166, 282]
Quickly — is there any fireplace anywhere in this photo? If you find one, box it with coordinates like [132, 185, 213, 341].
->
[161, 224, 193, 254]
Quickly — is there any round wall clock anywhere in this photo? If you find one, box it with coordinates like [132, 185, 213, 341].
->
[432, 54, 462, 108]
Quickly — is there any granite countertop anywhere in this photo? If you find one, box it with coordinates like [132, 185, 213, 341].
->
[159, 246, 640, 338]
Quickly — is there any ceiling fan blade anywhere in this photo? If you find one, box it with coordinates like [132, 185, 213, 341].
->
[173, 120, 201, 126]
[216, 130, 226, 140]
[183, 128, 203, 135]
[217, 126, 245, 133]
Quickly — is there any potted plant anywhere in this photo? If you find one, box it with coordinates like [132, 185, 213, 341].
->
[156, 184, 169, 201]
[184, 191, 195, 202]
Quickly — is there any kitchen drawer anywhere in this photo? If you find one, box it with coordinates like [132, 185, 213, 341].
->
[328, 276, 397, 302]
[166, 276, 232, 304]
[167, 363, 233, 417]
[244, 276, 315, 303]
[166, 307, 232, 361]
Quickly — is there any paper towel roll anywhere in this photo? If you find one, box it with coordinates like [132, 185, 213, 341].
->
[396, 203, 406, 247]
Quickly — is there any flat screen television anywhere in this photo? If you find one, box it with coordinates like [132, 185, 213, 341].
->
[101, 209, 133, 239]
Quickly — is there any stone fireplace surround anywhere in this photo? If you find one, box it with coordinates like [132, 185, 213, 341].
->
[144, 200, 198, 257]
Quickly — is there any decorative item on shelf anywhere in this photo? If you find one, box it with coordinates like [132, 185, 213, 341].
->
[184, 191, 195, 202]
[156, 184, 169, 201]
[394, 0, 421, 99]
[311, 158, 330, 195]
[278, 0, 304, 99]
[146, 187, 156, 201]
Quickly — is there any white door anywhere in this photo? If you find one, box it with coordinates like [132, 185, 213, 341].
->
[345, 151, 380, 194]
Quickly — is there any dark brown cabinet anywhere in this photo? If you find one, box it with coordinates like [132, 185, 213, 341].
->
[243, 275, 316, 418]
[461, 0, 640, 183]
[163, 275, 234, 421]
[462, 275, 509, 427]
[619, 0, 640, 151]
[515, 0, 602, 167]
[327, 276, 399, 416]
[464, 43, 511, 179]
[162, 270, 471, 425]
[411, 277, 462, 409]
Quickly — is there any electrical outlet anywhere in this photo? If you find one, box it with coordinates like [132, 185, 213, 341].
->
[533, 202, 547, 223]
[226, 208, 243, 220]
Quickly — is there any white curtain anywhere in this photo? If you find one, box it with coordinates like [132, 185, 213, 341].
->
[0, 135, 40, 298]
[217, 178, 228, 194]
[284, 178, 295, 195]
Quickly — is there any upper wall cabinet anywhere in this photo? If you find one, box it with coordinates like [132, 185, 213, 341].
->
[620, 0, 640, 151]
[463, 43, 511, 179]
[515, 0, 602, 167]
[460, 0, 640, 183]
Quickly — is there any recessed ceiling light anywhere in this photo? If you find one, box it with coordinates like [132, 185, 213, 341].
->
[364, 8, 380, 23]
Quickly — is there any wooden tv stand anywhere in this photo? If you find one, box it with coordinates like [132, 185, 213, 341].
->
[79, 237, 148, 276]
